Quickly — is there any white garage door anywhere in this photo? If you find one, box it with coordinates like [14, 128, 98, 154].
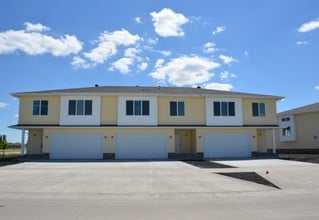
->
[116, 133, 168, 159]
[50, 133, 103, 159]
[204, 133, 251, 158]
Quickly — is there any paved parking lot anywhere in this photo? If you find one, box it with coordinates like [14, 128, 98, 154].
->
[0, 160, 274, 200]
[0, 159, 318, 219]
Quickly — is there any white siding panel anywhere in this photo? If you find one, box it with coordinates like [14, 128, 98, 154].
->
[60, 96, 101, 125]
[118, 96, 158, 125]
[206, 98, 243, 126]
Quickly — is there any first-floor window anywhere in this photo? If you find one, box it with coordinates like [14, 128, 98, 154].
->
[33, 100, 48, 115]
[126, 100, 150, 116]
[213, 101, 235, 116]
[282, 126, 291, 137]
[170, 101, 185, 116]
[252, 102, 266, 117]
[68, 100, 92, 115]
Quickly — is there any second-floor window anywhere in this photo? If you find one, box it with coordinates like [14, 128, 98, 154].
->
[252, 102, 266, 117]
[68, 100, 92, 115]
[170, 101, 185, 116]
[213, 101, 235, 116]
[281, 117, 290, 122]
[126, 100, 150, 116]
[33, 100, 48, 116]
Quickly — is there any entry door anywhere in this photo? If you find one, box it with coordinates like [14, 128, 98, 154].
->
[175, 134, 181, 153]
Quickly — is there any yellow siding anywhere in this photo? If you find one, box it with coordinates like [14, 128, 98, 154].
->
[242, 98, 278, 125]
[196, 128, 258, 152]
[158, 97, 205, 125]
[19, 96, 60, 125]
[101, 96, 118, 125]
[277, 112, 319, 149]
[43, 127, 175, 154]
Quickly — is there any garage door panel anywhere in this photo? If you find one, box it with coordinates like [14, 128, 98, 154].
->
[50, 133, 103, 159]
[204, 133, 251, 158]
[116, 133, 168, 159]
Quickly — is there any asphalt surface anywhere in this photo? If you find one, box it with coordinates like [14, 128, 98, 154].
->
[0, 159, 318, 219]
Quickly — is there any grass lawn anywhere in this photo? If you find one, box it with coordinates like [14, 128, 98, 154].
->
[0, 148, 20, 158]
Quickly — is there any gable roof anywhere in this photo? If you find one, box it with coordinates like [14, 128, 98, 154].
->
[278, 102, 319, 116]
[11, 85, 283, 99]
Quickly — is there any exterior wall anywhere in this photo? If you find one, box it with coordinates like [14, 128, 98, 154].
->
[205, 97, 243, 126]
[42, 127, 261, 156]
[42, 127, 175, 154]
[60, 96, 101, 125]
[101, 96, 118, 125]
[277, 112, 319, 149]
[242, 98, 278, 125]
[26, 129, 43, 154]
[19, 96, 60, 125]
[158, 97, 205, 125]
[196, 127, 258, 152]
[118, 96, 158, 125]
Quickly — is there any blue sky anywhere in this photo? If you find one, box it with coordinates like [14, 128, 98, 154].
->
[1, 0, 319, 142]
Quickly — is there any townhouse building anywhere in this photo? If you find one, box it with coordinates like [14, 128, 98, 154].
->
[11, 86, 282, 159]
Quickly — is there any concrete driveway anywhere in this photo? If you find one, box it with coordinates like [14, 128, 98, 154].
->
[0, 159, 318, 219]
[0, 160, 275, 200]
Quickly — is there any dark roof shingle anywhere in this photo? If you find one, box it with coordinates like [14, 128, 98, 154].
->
[278, 102, 319, 116]
[11, 86, 283, 99]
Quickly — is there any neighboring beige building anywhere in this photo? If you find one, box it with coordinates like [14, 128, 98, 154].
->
[277, 102, 319, 152]
[10, 86, 282, 159]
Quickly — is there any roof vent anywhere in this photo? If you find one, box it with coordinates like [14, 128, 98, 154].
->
[95, 84, 99, 87]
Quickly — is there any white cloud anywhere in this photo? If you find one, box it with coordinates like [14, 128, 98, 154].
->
[204, 82, 233, 91]
[219, 54, 237, 64]
[296, 41, 309, 45]
[154, 58, 165, 68]
[0, 102, 9, 108]
[124, 47, 140, 58]
[14, 114, 19, 118]
[138, 62, 148, 71]
[83, 29, 141, 64]
[147, 38, 158, 45]
[135, 17, 142, 24]
[24, 22, 50, 32]
[243, 51, 249, 57]
[149, 56, 220, 86]
[150, 8, 189, 37]
[83, 42, 116, 64]
[212, 26, 225, 35]
[203, 42, 216, 53]
[315, 86, 319, 90]
[220, 71, 236, 81]
[71, 56, 94, 69]
[109, 57, 134, 74]
[160, 50, 171, 56]
[0, 23, 82, 56]
[298, 19, 319, 32]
